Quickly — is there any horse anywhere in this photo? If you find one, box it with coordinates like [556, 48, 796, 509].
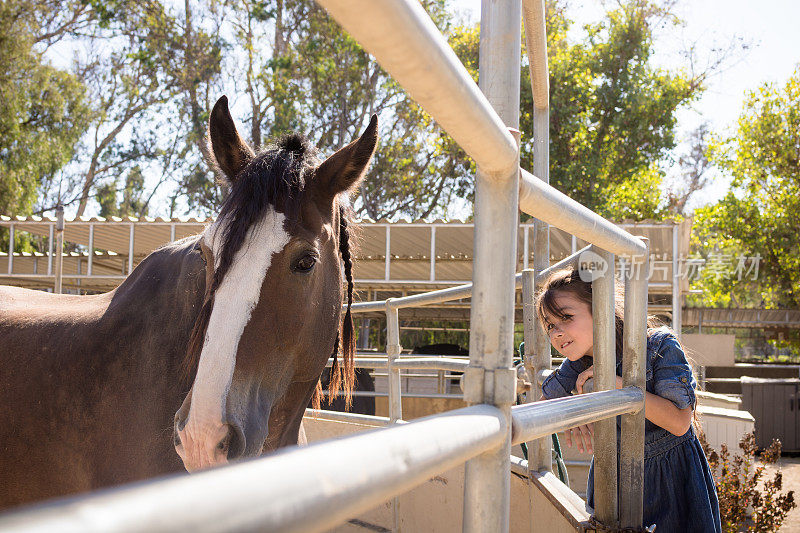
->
[0, 95, 377, 510]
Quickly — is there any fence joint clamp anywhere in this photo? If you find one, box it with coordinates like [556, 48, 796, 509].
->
[493, 367, 518, 405]
[463, 366, 517, 405]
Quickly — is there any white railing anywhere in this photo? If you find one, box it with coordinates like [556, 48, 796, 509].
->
[0, 0, 651, 531]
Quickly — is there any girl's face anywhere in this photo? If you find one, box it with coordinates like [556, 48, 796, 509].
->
[543, 291, 594, 361]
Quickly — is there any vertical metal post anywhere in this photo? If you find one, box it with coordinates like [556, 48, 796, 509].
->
[170, 223, 176, 242]
[384, 225, 391, 282]
[522, 269, 550, 472]
[386, 301, 403, 423]
[128, 223, 135, 274]
[47, 223, 53, 276]
[672, 224, 681, 339]
[572, 234, 577, 254]
[522, 0, 552, 480]
[619, 238, 648, 528]
[430, 226, 436, 281]
[523, 225, 529, 270]
[463, 1, 521, 531]
[7, 224, 13, 274]
[87, 223, 94, 276]
[54, 207, 64, 294]
[385, 300, 402, 533]
[592, 247, 618, 526]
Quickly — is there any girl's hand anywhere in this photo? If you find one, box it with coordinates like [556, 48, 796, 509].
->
[576, 365, 623, 394]
[575, 366, 593, 394]
[563, 422, 594, 454]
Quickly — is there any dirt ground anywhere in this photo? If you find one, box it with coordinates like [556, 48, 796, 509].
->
[760, 456, 800, 532]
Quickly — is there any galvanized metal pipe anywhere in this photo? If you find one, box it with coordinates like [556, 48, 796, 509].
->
[314, 0, 518, 178]
[522, 270, 551, 472]
[349, 245, 592, 314]
[385, 301, 403, 423]
[519, 168, 646, 258]
[522, 0, 549, 109]
[127, 223, 134, 274]
[0, 405, 507, 533]
[7, 223, 13, 274]
[87, 223, 94, 276]
[591, 247, 618, 525]
[54, 207, 64, 294]
[47, 223, 53, 276]
[463, 2, 521, 531]
[325, 357, 469, 373]
[510, 388, 643, 445]
[526, 20, 553, 472]
[672, 224, 682, 339]
[619, 238, 649, 528]
[304, 409, 401, 427]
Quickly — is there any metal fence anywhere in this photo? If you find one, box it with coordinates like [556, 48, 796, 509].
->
[0, 0, 651, 531]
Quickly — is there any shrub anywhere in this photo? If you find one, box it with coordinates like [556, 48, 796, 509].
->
[701, 432, 796, 532]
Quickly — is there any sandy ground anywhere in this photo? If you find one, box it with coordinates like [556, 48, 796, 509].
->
[760, 456, 800, 532]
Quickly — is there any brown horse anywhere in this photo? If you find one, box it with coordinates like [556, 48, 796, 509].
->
[0, 96, 376, 510]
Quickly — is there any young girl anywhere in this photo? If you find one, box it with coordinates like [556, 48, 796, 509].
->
[538, 268, 721, 532]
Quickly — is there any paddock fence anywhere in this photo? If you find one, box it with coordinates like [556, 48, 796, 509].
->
[0, 0, 651, 531]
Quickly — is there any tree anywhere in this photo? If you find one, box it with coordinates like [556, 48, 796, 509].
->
[0, 0, 91, 216]
[522, 0, 704, 221]
[665, 123, 713, 215]
[691, 67, 800, 311]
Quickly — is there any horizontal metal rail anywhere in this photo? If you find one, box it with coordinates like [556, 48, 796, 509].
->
[0, 405, 507, 533]
[350, 245, 590, 313]
[315, 0, 517, 178]
[322, 390, 462, 400]
[510, 388, 644, 445]
[519, 169, 646, 257]
[326, 356, 469, 373]
[304, 409, 402, 427]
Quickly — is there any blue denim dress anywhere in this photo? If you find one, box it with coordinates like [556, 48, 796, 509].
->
[541, 327, 721, 532]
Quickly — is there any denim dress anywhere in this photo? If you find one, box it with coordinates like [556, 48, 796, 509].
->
[541, 327, 721, 532]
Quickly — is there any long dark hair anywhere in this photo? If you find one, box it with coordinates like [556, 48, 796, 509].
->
[535, 268, 660, 362]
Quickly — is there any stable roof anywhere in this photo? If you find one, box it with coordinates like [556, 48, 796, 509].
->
[0, 214, 690, 295]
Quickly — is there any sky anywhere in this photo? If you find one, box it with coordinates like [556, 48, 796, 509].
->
[453, 0, 800, 209]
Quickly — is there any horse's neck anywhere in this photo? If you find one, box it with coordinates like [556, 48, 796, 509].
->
[108, 237, 208, 330]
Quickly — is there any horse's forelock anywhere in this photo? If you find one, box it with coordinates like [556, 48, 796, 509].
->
[214, 141, 310, 285]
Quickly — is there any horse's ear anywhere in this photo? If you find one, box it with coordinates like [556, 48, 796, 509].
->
[208, 96, 255, 182]
[314, 114, 378, 198]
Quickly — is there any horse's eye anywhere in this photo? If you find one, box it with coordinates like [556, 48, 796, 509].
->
[293, 254, 317, 273]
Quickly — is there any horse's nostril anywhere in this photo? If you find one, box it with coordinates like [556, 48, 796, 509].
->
[175, 416, 187, 432]
[174, 431, 182, 448]
[217, 428, 231, 455]
[226, 424, 246, 461]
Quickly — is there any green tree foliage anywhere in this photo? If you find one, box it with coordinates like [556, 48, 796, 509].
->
[521, 0, 701, 221]
[96, 165, 148, 217]
[0, 0, 734, 223]
[691, 67, 800, 310]
[0, 0, 91, 216]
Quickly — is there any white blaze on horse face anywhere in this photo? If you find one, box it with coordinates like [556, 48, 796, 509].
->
[177, 208, 289, 472]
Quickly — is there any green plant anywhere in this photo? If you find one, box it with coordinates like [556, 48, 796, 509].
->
[701, 432, 796, 532]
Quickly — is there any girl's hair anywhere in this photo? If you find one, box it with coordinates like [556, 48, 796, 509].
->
[535, 268, 660, 362]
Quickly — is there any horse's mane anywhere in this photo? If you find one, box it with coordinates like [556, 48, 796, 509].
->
[181, 134, 356, 408]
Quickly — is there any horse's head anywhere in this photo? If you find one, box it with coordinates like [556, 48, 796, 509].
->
[173, 96, 376, 472]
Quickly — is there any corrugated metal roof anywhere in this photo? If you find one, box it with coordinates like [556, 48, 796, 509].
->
[0, 215, 691, 294]
[684, 308, 800, 329]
